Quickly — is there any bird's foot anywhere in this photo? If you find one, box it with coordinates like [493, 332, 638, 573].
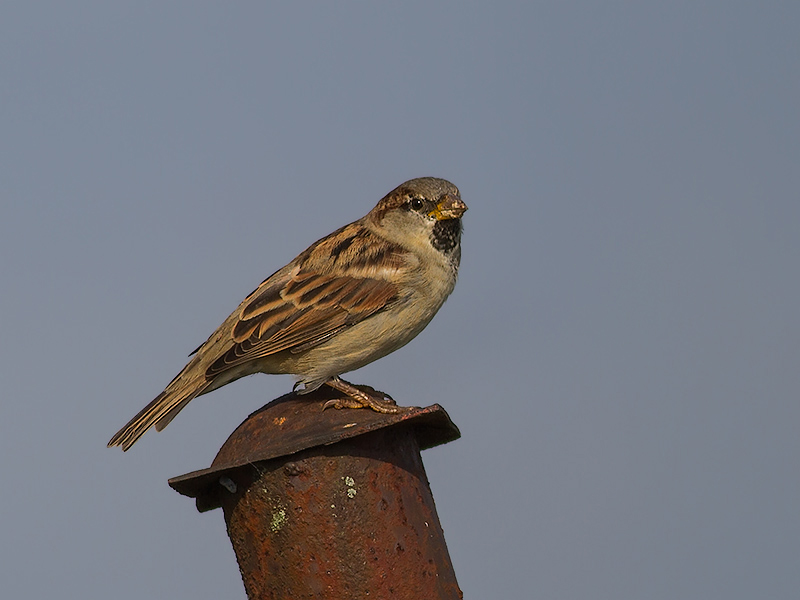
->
[322, 377, 403, 413]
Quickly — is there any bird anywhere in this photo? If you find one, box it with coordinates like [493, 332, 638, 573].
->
[108, 177, 467, 450]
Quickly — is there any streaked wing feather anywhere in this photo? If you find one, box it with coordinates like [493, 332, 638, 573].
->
[206, 270, 398, 378]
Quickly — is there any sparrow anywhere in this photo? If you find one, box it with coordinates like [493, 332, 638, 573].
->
[108, 177, 467, 450]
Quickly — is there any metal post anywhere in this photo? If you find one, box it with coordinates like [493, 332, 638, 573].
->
[169, 387, 462, 599]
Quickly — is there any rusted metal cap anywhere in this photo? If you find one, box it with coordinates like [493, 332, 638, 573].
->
[169, 386, 460, 511]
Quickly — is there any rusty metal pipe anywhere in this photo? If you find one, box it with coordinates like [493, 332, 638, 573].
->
[169, 388, 462, 599]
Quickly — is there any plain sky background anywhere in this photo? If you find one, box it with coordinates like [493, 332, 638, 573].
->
[2, 2, 799, 598]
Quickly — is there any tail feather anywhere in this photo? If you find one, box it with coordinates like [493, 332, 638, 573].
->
[108, 380, 208, 451]
[155, 395, 195, 432]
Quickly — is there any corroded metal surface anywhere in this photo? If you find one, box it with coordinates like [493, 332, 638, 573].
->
[169, 386, 460, 512]
[168, 388, 463, 599]
[220, 426, 462, 599]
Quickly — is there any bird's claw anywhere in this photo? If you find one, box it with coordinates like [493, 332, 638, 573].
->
[322, 377, 403, 413]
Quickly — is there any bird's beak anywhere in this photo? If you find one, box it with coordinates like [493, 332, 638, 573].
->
[429, 194, 468, 220]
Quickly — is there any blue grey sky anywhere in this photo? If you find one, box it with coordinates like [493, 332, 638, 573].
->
[2, 2, 799, 598]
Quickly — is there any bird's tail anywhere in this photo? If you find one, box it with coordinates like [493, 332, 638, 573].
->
[107, 371, 209, 451]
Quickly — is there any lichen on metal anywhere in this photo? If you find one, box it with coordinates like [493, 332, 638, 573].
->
[269, 508, 287, 532]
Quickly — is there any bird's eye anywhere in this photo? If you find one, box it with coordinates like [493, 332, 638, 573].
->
[409, 197, 424, 211]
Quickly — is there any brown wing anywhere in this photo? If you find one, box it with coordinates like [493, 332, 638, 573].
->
[206, 268, 399, 378]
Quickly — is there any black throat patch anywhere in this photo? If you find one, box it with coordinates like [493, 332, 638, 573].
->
[431, 218, 462, 254]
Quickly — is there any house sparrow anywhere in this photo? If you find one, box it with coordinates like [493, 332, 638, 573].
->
[108, 177, 467, 450]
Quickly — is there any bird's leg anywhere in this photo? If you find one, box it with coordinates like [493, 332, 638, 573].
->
[323, 376, 403, 413]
